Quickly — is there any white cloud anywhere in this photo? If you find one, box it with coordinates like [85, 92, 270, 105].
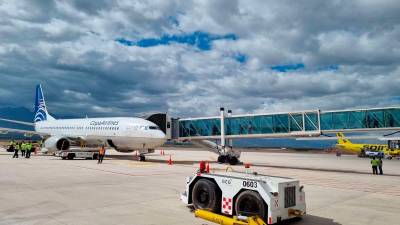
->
[0, 0, 399, 118]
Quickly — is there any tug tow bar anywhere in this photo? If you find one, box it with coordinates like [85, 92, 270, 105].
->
[195, 209, 266, 225]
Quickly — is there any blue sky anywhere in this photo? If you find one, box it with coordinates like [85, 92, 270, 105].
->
[116, 31, 237, 51]
[0, 0, 399, 118]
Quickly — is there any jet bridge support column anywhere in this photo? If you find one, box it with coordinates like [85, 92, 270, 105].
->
[217, 107, 240, 165]
[220, 107, 226, 149]
[227, 110, 233, 149]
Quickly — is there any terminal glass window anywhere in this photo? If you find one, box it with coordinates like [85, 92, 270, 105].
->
[179, 118, 221, 137]
[320, 108, 400, 130]
[178, 108, 400, 138]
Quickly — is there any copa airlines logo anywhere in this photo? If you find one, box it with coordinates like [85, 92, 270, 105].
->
[34, 99, 47, 122]
[90, 121, 119, 126]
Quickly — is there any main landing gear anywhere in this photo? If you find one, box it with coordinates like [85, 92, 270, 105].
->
[217, 154, 239, 165]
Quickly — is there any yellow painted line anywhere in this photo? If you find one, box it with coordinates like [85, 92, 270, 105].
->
[111, 160, 155, 168]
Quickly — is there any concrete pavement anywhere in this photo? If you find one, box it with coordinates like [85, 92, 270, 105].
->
[0, 148, 399, 225]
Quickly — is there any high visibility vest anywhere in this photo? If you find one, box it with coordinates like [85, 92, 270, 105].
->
[99, 147, 105, 155]
[15, 144, 19, 150]
[21, 144, 26, 151]
[371, 159, 378, 166]
[27, 144, 32, 151]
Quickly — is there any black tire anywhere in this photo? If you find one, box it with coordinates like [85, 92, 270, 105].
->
[67, 154, 75, 160]
[192, 179, 220, 212]
[235, 190, 267, 220]
[139, 155, 145, 161]
[61, 157, 67, 160]
[217, 155, 225, 163]
[93, 154, 99, 160]
[228, 156, 239, 165]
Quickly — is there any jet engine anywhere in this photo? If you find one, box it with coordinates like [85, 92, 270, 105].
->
[44, 136, 70, 152]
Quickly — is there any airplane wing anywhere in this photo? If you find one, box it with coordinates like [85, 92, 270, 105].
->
[0, 127, 46, 137]
[0, 118, 46, 136]
[296, 135, 384, 141]
[0, 118, 35, 126]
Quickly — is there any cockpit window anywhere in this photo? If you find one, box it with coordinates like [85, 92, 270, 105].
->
[149, 126, 159, 130]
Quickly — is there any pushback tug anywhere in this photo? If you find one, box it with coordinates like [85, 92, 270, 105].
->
[181, 162, 306, 224]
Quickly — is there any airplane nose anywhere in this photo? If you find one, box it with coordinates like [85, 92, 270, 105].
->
[158, 130, 166, 139]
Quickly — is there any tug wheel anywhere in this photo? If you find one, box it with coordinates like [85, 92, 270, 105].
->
[67, 154, 75, 160]
[192, 179, 220, 212]
[93, 154, 98, 160]
[235, 190, 266, 220]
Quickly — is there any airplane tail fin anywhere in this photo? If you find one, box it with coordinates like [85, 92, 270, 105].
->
[34, 84, 55, 123]
[336, 132, 351, 145]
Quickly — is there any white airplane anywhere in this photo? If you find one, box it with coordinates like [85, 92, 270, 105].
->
[1, 84, 166, 160]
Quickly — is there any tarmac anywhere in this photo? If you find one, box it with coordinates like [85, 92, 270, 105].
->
[0, 147, 399, 225]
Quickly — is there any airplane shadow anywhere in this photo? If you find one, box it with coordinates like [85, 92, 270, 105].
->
[106, 154, 220, 166]
[184, 204, 341, 225]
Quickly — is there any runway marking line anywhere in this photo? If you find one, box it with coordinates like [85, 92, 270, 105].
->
[71, 165, 188, 178]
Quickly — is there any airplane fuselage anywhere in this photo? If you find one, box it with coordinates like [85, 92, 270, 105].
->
[336, 143, 400, 156]
[35, 117, 166, 150]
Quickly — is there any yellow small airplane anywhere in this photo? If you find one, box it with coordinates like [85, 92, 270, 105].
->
[336, 132, 400, 158]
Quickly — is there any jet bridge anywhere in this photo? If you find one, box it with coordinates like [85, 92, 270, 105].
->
[169, 106, 400, 164]
[175, 106, 400, 140]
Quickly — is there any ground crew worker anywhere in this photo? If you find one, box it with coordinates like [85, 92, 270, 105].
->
[98, 145, 106, 164]
[378, 157, 383, 175]
[371, 157, 378, 175]
[13, 142, 19, 158]
[26, 142, 32, 158]
[21, 141, 26, 157]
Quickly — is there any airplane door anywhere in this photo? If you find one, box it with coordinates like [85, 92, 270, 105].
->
[146, 113, 171, 139]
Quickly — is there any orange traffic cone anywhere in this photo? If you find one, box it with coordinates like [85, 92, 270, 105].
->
[206, 162, 210, 173]
[168, 155, 173, 165]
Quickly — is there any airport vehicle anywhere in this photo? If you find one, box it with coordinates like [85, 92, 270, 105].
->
[336, 132, 400, 158]
[181, 166, 306, 224]
[55, 148, 99, 160]
[0, 85, 166, 161]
